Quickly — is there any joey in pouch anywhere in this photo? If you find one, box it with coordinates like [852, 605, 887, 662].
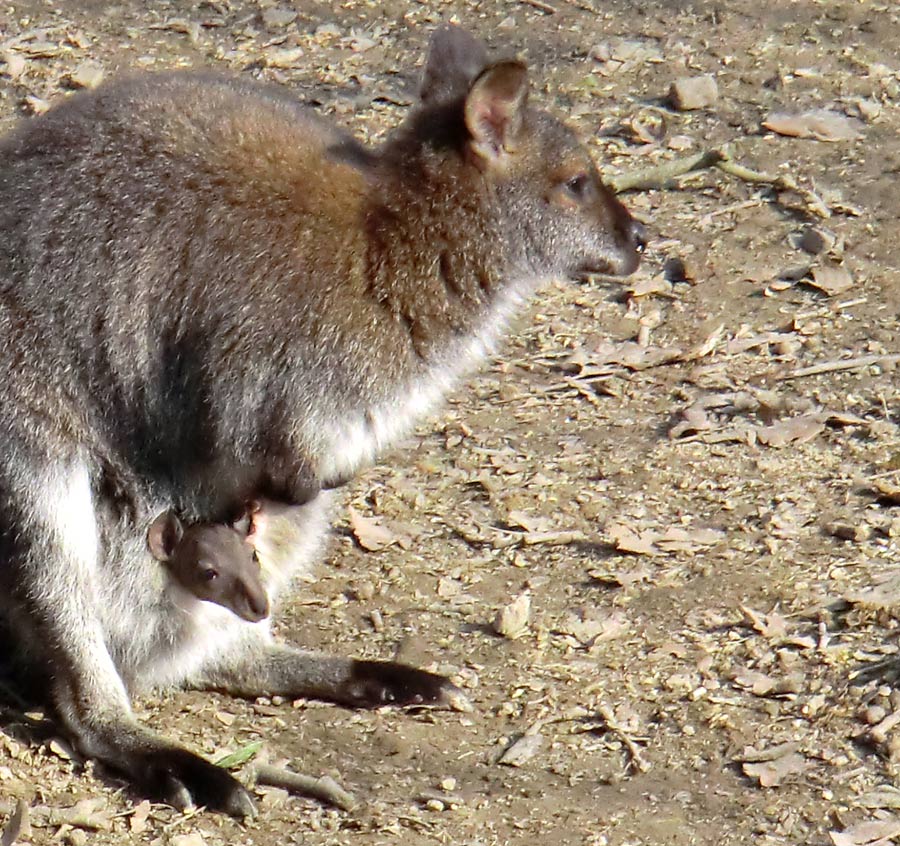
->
[147, 510, 269, 624]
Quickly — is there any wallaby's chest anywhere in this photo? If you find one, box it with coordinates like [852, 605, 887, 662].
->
[313, 283, 529, 483]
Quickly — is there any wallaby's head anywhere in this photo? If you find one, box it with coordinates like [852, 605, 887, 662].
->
[148, 512, 270, 623]
[395, 26, 645, 282]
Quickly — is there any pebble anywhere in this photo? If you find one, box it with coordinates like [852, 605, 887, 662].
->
[261, 8, 297, 28]
[864, 704, 888, 725]
[67, 61, 104, 89]
[669, 75, 718, 110]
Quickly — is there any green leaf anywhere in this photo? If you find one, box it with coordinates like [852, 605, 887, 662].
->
[215, 740, 264, 769]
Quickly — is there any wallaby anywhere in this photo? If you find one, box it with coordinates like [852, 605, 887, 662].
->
[147, 510, 269, 623]
[0, 25, 644, 816]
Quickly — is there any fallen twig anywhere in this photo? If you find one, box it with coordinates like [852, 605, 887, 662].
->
[596, 703, 651, 773]
[778, 353, 900, 381]
[519, 0, 557, 12]
[253, 764, 357, 812]
[610, 147, 833, 218]
[609, 149, 726, 192]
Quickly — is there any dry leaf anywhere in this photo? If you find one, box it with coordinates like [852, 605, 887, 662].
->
[763, 109, 862, 142]
[555, 608, 628, 647]
[128, 800, 152, 835]
[348, 507, 396, 552]
[732, 669, 778, 696]
[493, 592, 531, 639]
[857, 787, 900, 810]
[741, 747, 809, 787]
[741, 605, 789, 639]
[498, 733, 543, 767]
[505, 510, 553, 533]
[806, 264, 854, 296]
[49, 798, 113, 831]
[830, 818, 900, 846]
[606, 522, 724, 555]
[846, 574, 900, 611]
[628, 275, 674, 298]
[607, 523, 658, 555]
[755, 414, 825, 447]
[590, 341, 683, 371]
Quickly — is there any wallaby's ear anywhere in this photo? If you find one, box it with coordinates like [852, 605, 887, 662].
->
[464, 61, 529, 166]
[147, 511, 184, 562]
[420, 25, 489, 104]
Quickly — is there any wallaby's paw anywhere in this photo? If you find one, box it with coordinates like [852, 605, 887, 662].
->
[345, 660, 473, 711]
[138, 747, 257, 818]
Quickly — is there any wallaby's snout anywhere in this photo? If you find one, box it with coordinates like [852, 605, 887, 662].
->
[608, 194, 647, 277]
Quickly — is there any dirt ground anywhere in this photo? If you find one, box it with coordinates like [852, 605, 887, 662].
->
[1, 1, 900, 844]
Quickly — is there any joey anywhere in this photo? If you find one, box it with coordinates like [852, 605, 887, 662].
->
[147, 510, 269, 623]
[0, 25, 643, 816]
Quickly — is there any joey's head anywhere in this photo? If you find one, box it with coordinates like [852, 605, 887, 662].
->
[148, 512, 270, 623]
[412, 26, 646, 281]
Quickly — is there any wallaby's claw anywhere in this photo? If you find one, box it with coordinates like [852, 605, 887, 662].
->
[346, 660, 473, 711]
[138, 747, 257, 818]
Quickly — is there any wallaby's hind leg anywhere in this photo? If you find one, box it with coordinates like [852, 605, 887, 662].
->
[195, 642, 472, 711]
[3, 461, 255, 817]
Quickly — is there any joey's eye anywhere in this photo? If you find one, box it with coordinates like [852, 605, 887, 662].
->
[563, 174, 593, 201]
[202, 567, 219, 582]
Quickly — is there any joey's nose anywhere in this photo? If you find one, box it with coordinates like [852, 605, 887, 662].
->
[243, 590, 270, 622]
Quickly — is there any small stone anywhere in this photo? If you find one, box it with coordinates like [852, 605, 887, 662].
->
[440, 777, 457, 792]
[667, 134, 694, 150]
[492, 592, 531, 640]
[669, 75, 718, 110]
[66, 61, 104, 90]
[864, 704, 888, 725]
[314, 23, 341, 38]
[261, 8, 297, 28]
[263, 46, 304, 69]
[24, 94, 51, 115]
[425, 799, 445, 812]
[1, 50, 26, 80]
[354, 580, 375, 601]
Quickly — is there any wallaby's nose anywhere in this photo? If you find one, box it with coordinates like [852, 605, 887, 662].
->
[630, 220, 648, 256]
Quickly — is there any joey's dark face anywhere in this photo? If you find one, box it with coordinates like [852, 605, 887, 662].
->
[174, 528, 270, 623]
[500, 113, 645, 280]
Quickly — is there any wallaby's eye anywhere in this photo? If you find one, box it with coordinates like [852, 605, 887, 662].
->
[564, 174, 593, 202]
[202, 567, 219, 582]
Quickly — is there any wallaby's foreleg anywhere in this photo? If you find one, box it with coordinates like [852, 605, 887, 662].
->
[9, 462, 255, 817]
[195, 642, 471, 711]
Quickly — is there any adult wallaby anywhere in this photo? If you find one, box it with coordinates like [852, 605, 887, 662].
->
[0, 25, 644, 816]
[147, 510, 270, 623]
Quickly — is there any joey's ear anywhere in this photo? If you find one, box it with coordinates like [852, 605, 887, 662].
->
[147, 511, 183, 562]
[464, 61, 529, 166]
[420, 25, 489, 104]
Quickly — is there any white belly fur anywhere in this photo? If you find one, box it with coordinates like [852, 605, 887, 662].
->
[317, 282, 532, 482]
